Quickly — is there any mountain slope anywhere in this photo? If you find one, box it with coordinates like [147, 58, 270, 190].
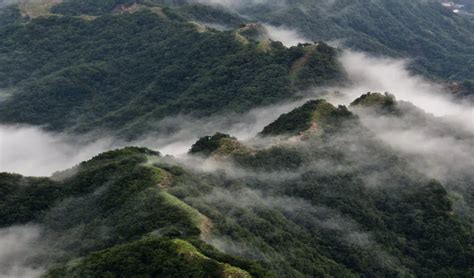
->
[1, 95, 472, 277]
[178, 0, 474, 80]
[0, 147, 270, 277]
[0, 8, 344, 137]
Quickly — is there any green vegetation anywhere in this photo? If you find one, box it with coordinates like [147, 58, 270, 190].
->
[0, 173, 62, 227]
[190, 133, 233, 156]
[171, 3, 244, 27]
[260, 99, 355, 137]
[0, 9, 344, 137]
[0, 1, 473, 276]
[0, 4, 22, 26]
[2, 96, 472, 277]
[189, 133, 249, 157]
[350, 92, 400, 115]
[45, 236, 250, 278]
[456, 80, 474, 101]
[18, 0, 59, 18]
[351, 92, 396, 108]
[245, 0, 474, 80]
[181, 100, 473, 276]
[0, 147, 269, 277]
[50, 0, 139, 16]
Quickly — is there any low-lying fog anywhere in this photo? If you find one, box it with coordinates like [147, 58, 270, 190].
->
[1, 25, 472, 177]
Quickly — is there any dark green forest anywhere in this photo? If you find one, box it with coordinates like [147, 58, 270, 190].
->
[233, 0, 474, 80]
[0, 6, 343, 137]
[51, 0, 474, 80]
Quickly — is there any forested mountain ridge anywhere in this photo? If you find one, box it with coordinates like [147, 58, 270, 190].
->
[211, 0, 474, 81]
[0, 3, 344, 137]
[0, 147, 269, 277]
[0, 0, 472, 137]
[125, 0, 474, 81]
[1, 95, 472, 277]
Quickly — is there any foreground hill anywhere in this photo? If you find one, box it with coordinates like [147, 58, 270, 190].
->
[1, 95, 472, 277]
[0, 5, 344, 137]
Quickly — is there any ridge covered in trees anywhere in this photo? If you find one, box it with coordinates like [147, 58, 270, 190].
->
[0, 4, 344, 138]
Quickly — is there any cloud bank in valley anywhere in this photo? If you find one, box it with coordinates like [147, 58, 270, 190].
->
[326, 51, 474, 131]
[263, 24, 310, 47]
[0, 125, 115, 176]
[316, 50, 474, 192]
[190, 0, 287, 11]
[1, 27, 472, 181]
[0, 99, 304, 176]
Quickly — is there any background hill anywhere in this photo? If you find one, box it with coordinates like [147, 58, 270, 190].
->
[0, 6, 344, 137]
[0, 0, 472, 137]
[214, 0, 474, 81]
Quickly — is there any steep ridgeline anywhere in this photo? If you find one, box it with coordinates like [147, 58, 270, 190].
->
[45, 0, 474, 81]
[2, 95, 472, 277]
[0, 147, 267, 278]
[0, 4, 344, 138]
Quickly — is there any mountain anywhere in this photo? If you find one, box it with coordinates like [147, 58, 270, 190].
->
[0, 1, 473, 277]
[0, 147, 268, 277]
[221, 0, 474, 81]
[0, 0, 472, 137]
[140, 0, 474, 81]
[0, 4, 343, 137]
[1, 95, 472, 277]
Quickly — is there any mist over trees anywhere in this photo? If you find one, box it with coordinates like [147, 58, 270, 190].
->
[0, 0, 473, 277]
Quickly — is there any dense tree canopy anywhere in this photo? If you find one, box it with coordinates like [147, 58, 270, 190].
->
[0, 8, 344, 137]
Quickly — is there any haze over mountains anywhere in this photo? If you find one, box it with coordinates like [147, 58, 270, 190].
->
[0, 0, 473, 277]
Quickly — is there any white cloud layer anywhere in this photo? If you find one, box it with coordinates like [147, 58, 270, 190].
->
[190, 0, 286, 11]
[1, 49, 472, 180]
[0, 125, 114, 176]
[263, 24, 310, 47]
[324, 51, 474, 132]
[0, 225, 44, 278]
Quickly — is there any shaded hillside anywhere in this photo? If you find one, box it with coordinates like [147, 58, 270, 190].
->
[0, 8, 344, 138]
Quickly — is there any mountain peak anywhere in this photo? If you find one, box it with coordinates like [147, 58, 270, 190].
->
[189, 133, 249, 158]
[260, 99, 355, 138]
[350, 92, 400, 115]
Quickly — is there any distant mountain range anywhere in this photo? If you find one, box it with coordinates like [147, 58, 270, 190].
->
[0, 0, 472, 136]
